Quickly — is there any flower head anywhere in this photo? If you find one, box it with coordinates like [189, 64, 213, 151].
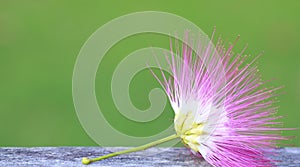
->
[151, 31, 290, 167]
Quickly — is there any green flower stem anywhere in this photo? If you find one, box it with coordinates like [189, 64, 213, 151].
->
[82, 134, 180, 165]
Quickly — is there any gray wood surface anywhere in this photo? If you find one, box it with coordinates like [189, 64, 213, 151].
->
[0, 147, 299, 167]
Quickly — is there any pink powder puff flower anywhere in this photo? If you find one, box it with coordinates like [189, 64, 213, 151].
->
[81, 30, 293, 166]
[150, 30, 292, 167]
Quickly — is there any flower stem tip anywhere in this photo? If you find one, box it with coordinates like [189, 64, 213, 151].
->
[82, 157, 92, 165]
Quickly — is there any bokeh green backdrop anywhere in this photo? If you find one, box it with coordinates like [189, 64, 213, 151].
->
[0, 1, 299, 146]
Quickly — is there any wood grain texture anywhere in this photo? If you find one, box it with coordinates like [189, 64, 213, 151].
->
[0, 147, 299, 167]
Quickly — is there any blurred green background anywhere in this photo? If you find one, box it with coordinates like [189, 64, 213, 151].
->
[0, 1, 299, 146]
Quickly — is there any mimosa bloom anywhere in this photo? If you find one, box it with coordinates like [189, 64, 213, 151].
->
[151, 32, 289, 167]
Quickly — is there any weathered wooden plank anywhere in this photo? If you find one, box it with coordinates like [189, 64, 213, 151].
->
[0, 147, 299, 167]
